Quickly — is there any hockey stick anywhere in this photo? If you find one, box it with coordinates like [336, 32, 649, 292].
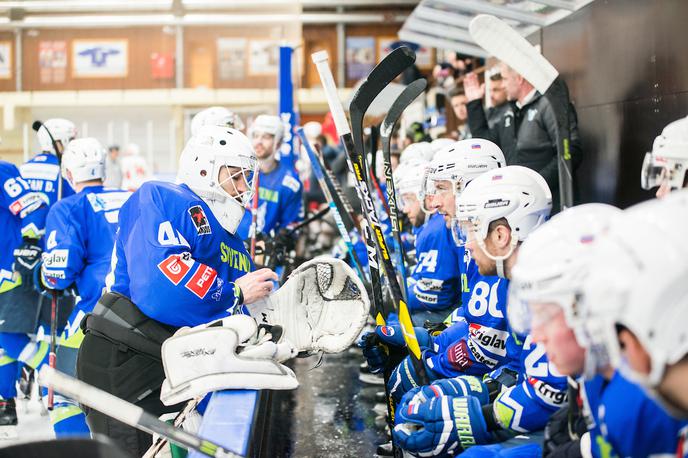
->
[296, 128, 367, 282]
[380, 78, 428, 297]
[32, 120, 63, 410]
[312, 49, 428, 380]
[38, 366, 244, 458]
[143, 396, 203, 458]
[469, 14, 574, 211]
[249, 174, 260, 258]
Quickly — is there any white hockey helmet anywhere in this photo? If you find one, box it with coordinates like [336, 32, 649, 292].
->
[177, 125, 257, 234]
[303, 121, 322, 142]
[249, 114, 284, 146]
[430, 137, 455, 155]
[455, 166, 551, 277]
[641, 116, 688, 191]
[400, 142, 434, 164]
[508, 203, 623, 377]
[61, 137, 107, 187]
[580, 190, 688, 391]
[37, 118, 77, 154]
[191, 106, 245, 136]
[394, 157, 430, 212]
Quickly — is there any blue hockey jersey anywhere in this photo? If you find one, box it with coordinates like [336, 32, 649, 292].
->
[0, 161, 49, 292]
[492, 334, 568, 433]
[109, 181, 254, 327]
[237, 160, 303, 239]
[406, 212, 461, 313]
[580, 371, 686, 458]
[41, 186, 131, 315]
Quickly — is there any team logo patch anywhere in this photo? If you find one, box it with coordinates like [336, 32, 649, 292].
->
[158, 253, 194, 285]
[528, 377, 567, 406]
[188, 205, 211, 235]
[447, 340, 473, 371]
[185, 265, 218, 299]
[42, 249, 69, 269]
[380, 326, 395, 337]
[484, 199, 510, 209]
[468, 323, 508, 356]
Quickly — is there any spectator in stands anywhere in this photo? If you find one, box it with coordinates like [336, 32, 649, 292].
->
[486, 73, 509, 130]
[449, 87, 471, 140]
[104, 144, 122, 188]
[463, 64, 582, 212]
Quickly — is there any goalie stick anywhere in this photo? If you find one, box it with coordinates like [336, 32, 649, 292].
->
[38, 366, 243, 458]
[32, 120, 63, 410]
[296, 128, 367, 282]
[380, 78, 428, 296]
[312, 45, 429, 396]
[469, 14, 574, 211]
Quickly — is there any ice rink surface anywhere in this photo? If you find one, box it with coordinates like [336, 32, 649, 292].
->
[0, 383, 54, 447]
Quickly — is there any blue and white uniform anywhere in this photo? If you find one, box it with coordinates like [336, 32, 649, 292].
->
[407, 212, 461, 319]
[110, 181, 253, 327]
[580, 371, 686, 458]
[237, 161, 303, 240]
[40, 185, 130, 437]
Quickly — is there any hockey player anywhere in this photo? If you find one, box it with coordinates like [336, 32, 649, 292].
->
[507, 202, 685, 457]
[76, 126, 278, 455]
[236, 114, 304, 241]
[0, 118, 76, 429]
[391, 166, 567, 457]
[119, 143, 151, 191]
[37, 137, 131, 437]
[641, 115, 688, 198]
[190, 106, 245, 136]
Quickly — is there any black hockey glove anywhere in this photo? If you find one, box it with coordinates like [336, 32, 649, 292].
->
[13, 237, 42, 283]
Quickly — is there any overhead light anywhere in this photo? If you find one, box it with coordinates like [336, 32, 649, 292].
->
[21, 14, 176, 27]
[0, 1, 172, 12]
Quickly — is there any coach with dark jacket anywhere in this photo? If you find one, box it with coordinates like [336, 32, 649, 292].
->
[463, 65, 583, 212]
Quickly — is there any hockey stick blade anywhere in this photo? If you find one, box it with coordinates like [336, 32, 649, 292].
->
[469, 14, 574, 209]
[39, 366, 243, 458]
[469, 14, 557, 94]
[381, 78, 427, 138]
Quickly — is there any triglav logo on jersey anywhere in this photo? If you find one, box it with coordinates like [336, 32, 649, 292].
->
[188, 205, 212, 235]
[469, 323, 508, 356]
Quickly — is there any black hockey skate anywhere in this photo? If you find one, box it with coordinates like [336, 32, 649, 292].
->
[0, 399, 17, 426]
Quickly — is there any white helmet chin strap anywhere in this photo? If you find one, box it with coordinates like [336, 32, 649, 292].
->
[477, 236, 518, 279]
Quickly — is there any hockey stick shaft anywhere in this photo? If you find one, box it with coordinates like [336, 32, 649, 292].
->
[32, 120, 62, 411]
[38, 366, 243, 458]
[143, 396, 203, 458]
[312, 51, 427, 375]
[297, 129, 367, 281]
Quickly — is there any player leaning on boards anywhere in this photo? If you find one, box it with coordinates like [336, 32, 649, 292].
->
[75, 126, 279, 455]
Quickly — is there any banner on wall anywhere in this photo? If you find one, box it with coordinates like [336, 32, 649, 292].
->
[39, 41, 67, 84]
[248, 40, 279, 76]
[150, 52, 174, 79]
[378, 38, 434, 69]
[345, 36, 375, 81]
[0, 42, 11, 79]
[217, 38, 246, 81]
[73, 39, 128, 78]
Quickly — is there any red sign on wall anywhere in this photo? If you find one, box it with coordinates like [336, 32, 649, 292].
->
[151, 52, 174, 79]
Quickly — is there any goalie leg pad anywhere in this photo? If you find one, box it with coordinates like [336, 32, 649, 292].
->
[160, 315, 298, 406]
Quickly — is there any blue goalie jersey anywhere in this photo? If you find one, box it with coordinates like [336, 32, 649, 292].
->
[41, 186, 131, 315]
[109, 181, 254, 327]
[237, 160, 303, 239]
[407, 212, 461, 313]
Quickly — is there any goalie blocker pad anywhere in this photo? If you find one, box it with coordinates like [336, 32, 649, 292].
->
[246, 256, 371, 355]
[160, 314, 298, 406]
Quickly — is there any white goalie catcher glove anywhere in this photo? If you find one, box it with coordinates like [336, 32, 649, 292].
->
[160, 314, 298, 406]
[246, 257, 371, 355]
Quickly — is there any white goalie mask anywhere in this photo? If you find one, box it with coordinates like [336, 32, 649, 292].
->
[508, 203, 623, 378]
[580, 190, 688, 397]
[191, 106, 245, 135]
[177, 125, 257, 234]
[37, 118, 77, 154]
[61, 137, 107, 187]
[455, 166, 551, 278]
[641, 116, 688, 191]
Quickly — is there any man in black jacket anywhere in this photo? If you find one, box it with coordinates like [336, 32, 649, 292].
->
[464, 65, 583, 212]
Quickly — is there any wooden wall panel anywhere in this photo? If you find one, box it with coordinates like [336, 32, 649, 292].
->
[302, 25, 337, 88]
[22, 27, 176, 91]
[0, 32, 15, 92]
